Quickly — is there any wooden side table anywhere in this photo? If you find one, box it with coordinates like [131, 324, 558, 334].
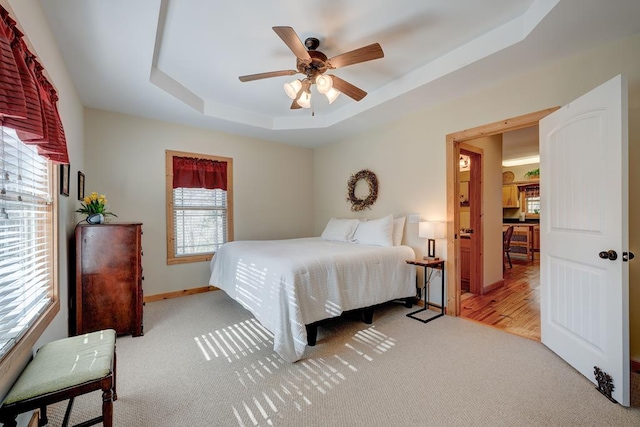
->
[405, 258, 445, 323]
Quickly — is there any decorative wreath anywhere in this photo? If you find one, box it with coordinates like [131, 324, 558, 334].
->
[347, 169, 379, 212]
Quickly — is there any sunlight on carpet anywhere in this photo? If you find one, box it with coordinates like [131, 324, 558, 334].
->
[220, 324, 397, 427]
[195, 319, 274, 362]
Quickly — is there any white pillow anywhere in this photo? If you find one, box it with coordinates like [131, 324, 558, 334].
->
[321, 218, 359, 242]
[393, 216, 406, 246]
[352, 214, 394, 246]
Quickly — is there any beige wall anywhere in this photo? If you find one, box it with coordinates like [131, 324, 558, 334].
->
[84, 109, 314, 296]
[503, 163, 540, 183]
[465, 135, 503, 289]
[315, 33, 640, 359]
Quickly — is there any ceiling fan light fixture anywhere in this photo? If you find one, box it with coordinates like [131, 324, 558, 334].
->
[296, 91, 311, 108]
[325, 87, 341, 104]
[284, 79, 302, 99]
[315, 75, 333, 94]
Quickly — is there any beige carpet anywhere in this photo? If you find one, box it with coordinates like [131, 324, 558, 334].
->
[44, 291, 640, 426]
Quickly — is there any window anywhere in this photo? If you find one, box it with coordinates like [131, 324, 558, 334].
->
[521, 184, 540, 218]
[166, 150, 233, 264]
[0, 127, 58, 362]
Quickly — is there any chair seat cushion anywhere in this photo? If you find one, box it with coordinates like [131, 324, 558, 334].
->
[2, 329, 115, 405]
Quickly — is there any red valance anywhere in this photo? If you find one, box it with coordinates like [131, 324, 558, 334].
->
[173, 156, 227, 190]
[0, 5, 68, 164]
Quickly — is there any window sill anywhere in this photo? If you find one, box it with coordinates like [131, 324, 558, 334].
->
[167, 253, 214, 265]
[0, 299, 60, 395]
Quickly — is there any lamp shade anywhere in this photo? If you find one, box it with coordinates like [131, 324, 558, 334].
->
[325, 87, 341, 104]
[315, 75, 333, 94]
[419, 221, 446, 239]
[433, 221, 446, 239]
[418, 221, 432, 238]
[284, 79, 302, 99]
[296, 91, 311, 108]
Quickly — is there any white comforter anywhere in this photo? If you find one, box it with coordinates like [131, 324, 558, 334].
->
[208, 237, 416, 362]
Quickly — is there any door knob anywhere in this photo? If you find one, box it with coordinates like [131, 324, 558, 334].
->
[599, 250, 618, 261]
[623, 252, 635, 262]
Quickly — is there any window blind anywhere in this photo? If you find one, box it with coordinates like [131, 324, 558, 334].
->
[173, 187, 227, 256]
[0, 127, 52, 360]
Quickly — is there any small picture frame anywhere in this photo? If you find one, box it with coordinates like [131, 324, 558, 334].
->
[77, 171, 85, 201]
[59, 164, 69, 197]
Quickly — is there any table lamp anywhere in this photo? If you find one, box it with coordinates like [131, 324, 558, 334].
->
[419, 221, 446, 260]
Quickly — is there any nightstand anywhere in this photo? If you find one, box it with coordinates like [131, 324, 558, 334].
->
[405, 259, 445, 323]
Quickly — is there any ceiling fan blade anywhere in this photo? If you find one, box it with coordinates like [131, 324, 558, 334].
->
[328, 43, 384, 69]
[330, 75, 367, 101]
[239, 70, 298, 82]
[272, 26, 311, 61]
[290, 99, 302, 109]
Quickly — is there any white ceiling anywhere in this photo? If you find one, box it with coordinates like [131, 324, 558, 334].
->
[503, 126, 540, 162]
[39, 0, 640, 149]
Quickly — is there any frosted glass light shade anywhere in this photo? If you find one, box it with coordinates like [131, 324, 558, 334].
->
[284, 80, 302, 99]
[315, 75, 333, 94]
[296, 91, 311, 108]
[325, 87, 341, 104]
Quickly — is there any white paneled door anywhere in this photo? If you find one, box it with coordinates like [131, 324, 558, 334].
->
[539, 75, 629, 405]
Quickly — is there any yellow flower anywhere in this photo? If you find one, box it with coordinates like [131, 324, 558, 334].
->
[76, 191, 117, 218]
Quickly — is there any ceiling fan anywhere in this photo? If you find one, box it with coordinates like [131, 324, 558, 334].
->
[238, 26, 384, 109]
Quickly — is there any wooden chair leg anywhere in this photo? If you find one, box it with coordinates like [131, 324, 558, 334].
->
[61, 397, 75, 427]
[39, 406, 47, 427]
[112, 350, 118, 401]
[102, 385, 113, 427]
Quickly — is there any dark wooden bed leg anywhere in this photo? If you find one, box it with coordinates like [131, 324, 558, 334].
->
[306, 324, 318, 346]
[404, 297, 413, 308]
[363, 307, 374, 324]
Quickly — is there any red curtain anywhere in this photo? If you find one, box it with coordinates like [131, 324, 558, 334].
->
[173, 157, 227, 190]
[0, 6, 69, 164]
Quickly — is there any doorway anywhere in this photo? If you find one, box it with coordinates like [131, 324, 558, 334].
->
[459, 126, 542, 340]
[444, 107, 559, 317]
[458, 145, 482, 295]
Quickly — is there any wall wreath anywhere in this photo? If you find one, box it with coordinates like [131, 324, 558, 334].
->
[347, 169, 378, 212]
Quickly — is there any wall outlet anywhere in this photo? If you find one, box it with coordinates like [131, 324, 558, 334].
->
[408, 213, 421, 224]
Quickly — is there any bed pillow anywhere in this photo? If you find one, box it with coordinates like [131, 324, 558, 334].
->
[352, 214, 394, 246]
[393, 216, 406, 246]
[321, 218, 360, 242]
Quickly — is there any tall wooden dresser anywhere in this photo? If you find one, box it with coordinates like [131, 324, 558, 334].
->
[74, 223, 144, 337]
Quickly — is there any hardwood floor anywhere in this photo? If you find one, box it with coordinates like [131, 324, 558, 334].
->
[460, 257, 540, 341]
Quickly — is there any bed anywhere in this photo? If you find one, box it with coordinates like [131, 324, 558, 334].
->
[208, 215, 416, 362]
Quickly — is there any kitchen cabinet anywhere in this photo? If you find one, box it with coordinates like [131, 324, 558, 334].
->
[502, 185, 519, 208]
